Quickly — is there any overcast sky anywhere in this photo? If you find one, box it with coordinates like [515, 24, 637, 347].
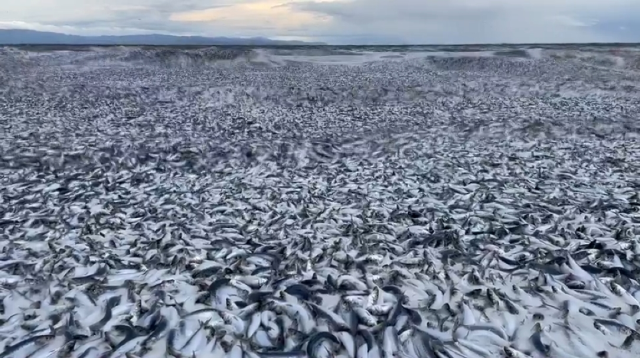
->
[1, 0, 638, 44]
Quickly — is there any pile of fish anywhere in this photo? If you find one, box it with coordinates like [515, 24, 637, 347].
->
[1, 46, 640, 358]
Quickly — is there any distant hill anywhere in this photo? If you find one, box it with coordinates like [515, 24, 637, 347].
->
[0, 29, 325, 46]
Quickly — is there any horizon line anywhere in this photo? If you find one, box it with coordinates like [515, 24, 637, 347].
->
[1, 29, 639, 47]
[3, 42, 640, 47]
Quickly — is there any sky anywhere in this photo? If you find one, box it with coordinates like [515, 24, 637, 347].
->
[0, 0, 639, 44]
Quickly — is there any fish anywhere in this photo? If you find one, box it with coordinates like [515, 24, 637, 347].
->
[1, 45, 640, 358]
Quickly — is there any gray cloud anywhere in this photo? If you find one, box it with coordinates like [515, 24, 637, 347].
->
[1, 0, 639, 44]
[0, 0, 308, 37]
[285, 0, 640, 44]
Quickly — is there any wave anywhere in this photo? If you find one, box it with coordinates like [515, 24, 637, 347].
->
[2, 43, 640, 72]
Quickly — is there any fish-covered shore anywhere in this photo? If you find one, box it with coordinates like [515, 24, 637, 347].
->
[1, 45, 640, 358]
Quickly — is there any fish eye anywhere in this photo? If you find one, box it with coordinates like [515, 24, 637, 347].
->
[533, 313, 544, 321]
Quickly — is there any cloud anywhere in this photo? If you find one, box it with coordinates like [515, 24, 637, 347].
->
[285, 0, 640, 44]
[1, 0, 639, 43]
[0, 1, 237, 36]
[169, 0, 329, 32]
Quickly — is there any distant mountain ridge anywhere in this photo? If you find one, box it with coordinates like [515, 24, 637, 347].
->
[0, 29, 325, 46]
